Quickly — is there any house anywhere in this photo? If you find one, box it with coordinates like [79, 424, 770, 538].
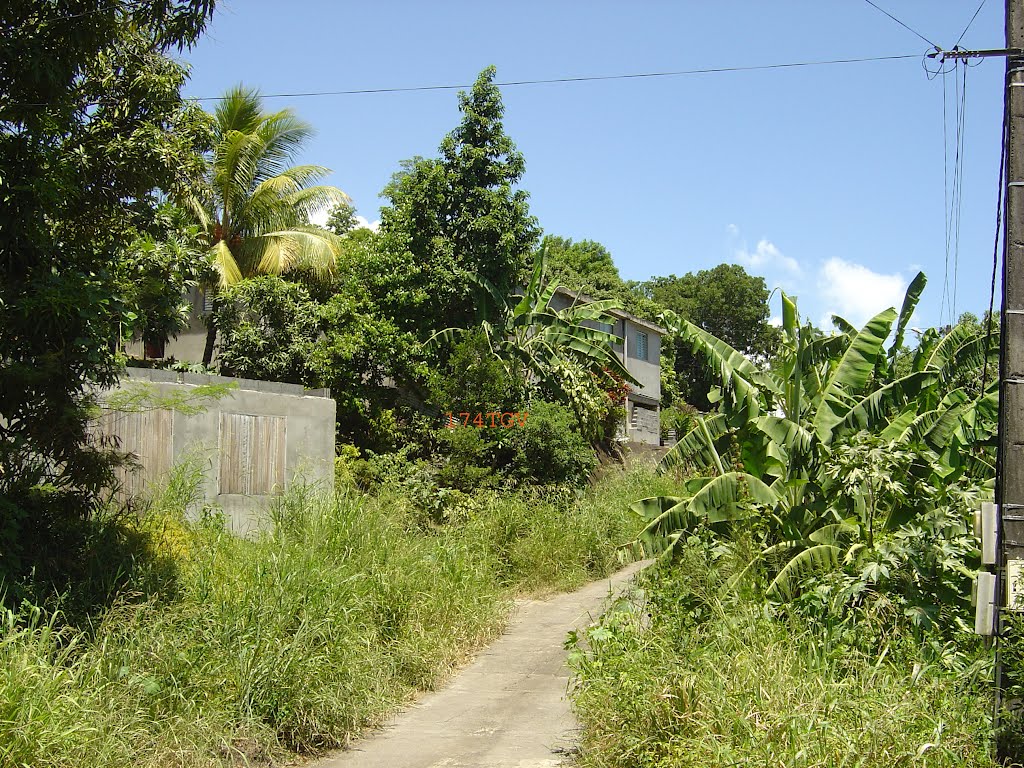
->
[123, 285, 210, 364]
[93, 367, 336, 534]
[549, 287, 664, 446]
[132, 283, 664, 445]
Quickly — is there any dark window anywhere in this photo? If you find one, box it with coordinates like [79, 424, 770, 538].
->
[636, 331, 648, 361]
[144, 337, 166, 359]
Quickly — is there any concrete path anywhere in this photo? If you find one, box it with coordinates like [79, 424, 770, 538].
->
[314, 561, 648, 768]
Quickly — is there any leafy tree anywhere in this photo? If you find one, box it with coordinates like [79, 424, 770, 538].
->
[214, 277, 320, 383]
[184, 85, 349, 363]
[214, 275, 419, 450]
[119, 205, 214, 357]
[310, 290, 420, 449]
[324, 201, 359, 235]
[0, 1, 216, 583]
[541, 236, 622, 293]
[426, 330, 526, 418]
[645, 264, 778, 408]
[377, 66, 540, 336]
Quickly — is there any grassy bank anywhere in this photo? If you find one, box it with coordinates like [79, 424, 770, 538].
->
[569, 536, 997, 768]
[0, 461, 679, 767]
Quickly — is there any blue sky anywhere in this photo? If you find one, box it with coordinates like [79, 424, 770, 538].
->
[181, 1, 1005, 332]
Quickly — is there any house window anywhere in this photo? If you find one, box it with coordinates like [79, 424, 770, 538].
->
[636, 331, 648, 361]
[144, 337, 166, 359]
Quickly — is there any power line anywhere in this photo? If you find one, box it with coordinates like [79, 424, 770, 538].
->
[860, 0, 939, 50]
[956, 0, 989, 48]
[953, 62, 969, 319]
[941, 63, 951, 325]
[186, 54, 922, 102]
[981, 97, 1006, 398]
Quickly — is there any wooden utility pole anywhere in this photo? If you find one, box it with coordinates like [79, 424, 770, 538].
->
[999, 0, 1024, 752]
[1001, 4, 1024, 552]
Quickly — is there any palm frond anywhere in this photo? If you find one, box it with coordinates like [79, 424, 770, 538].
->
[210, 239, 242, 287]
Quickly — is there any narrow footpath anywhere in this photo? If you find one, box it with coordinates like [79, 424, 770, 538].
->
[314, 560, 649, 768]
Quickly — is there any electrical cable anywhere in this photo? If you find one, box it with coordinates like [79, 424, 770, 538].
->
[185, 54, 922, 102]
[941, 63, 951, 326]
[860, 0, 939, 49]
[956, 0, 989, 48]
[981, 93, 1007, 399]
[953, 61, 968, 320]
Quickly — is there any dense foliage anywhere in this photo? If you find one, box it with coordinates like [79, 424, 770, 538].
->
[376, 66, 540, 336]
[0, 0, 216, 583]
[635, 274, 995, 626]
[569, 540, 995, 768]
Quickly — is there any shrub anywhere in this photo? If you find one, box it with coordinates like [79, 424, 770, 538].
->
[659, 402, 698, 440]
[569, 539, 996, 768]
[497, 400, 597, 485]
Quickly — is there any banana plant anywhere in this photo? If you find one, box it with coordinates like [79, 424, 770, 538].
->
[429, 252, 639, 430]
[633, 272, 998, 598]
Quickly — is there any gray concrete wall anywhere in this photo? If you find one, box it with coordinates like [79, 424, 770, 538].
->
[124, 287, 210, 365]
[628, 402, 661, 446]
[98, 367, 335, 534]
[622, 318, 661, 403]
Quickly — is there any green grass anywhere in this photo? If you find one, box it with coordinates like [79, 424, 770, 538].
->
[0, 458, 675, 767]
[569, 537, 998, 768]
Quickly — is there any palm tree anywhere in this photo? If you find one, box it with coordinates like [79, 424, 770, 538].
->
[183, 85, 350, 364]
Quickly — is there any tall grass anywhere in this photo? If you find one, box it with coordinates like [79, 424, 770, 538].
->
[0, 458, 671, 767]
[569, 538, 997, 768]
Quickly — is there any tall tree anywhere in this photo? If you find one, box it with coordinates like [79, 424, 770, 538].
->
[541, 235, 623, 294]
[377, 66, 540, 336]
[537, 235, 662, 323]
[184, 85, 350, 363]
[645, 264, 778, 407]
[0, 0, 216, 581]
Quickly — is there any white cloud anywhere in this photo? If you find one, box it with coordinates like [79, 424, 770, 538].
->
[817, 257, 907, 330]
[307, 206, 380, 232]
[308, 205, 331, 228]
[736, 239, 801, 274]
[354, 215, 381, 233]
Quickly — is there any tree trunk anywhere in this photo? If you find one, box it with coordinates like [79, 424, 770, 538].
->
[202, 313, 217, 367]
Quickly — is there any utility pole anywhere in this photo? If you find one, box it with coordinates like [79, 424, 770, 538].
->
[939, 2, 1024, 755]
[999, 0, 1024, 754]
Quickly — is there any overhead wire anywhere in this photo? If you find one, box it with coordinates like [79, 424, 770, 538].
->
[941, 57, 969, 326]
[860, 0, 940, 49]
[953, 61, 968, 320]
[185, 54, 922, 102]
[956, 0, 989, 48]
[941, 61, 951, 325]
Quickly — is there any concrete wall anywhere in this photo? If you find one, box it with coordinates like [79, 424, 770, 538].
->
[621, 318, 661, 403]
[629, 402, 661, 446]
[124, 287, 210, 364]
[96, 367, 335, 534]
